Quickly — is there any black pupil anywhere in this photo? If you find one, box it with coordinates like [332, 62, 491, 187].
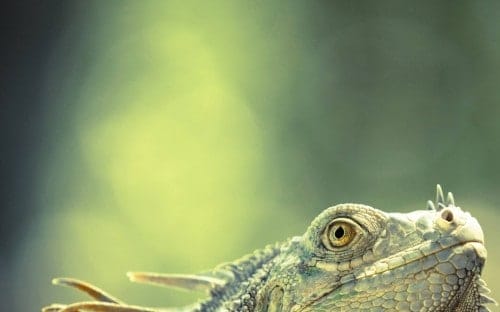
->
[334, 226, 345, 239]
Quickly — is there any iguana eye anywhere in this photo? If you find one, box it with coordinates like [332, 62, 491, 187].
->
[322, 219, 357, 249]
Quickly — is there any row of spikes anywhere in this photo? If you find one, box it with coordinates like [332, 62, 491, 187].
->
[427, 184, 455, 211]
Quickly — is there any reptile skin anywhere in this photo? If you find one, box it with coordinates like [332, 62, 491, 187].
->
[43, 185, 495, 311]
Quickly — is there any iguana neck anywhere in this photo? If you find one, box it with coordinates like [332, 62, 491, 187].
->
[198, 242, 284, 312]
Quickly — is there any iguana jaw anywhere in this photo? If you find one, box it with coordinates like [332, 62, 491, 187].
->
[296, 240, 488, 311]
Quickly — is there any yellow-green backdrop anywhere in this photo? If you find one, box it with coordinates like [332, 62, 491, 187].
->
[6, 1, 500, 311]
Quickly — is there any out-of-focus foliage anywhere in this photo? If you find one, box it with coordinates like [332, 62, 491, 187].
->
[9, 1, 500, 311]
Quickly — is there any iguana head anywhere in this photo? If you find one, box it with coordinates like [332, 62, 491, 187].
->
[43, 185, 495, 312]
[260, 185, 495, 311]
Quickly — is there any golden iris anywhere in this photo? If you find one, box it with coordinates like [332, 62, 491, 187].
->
[323, 220, 356, 249]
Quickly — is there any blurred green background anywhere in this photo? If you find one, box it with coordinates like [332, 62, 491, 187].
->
[1, 1, 500, 311]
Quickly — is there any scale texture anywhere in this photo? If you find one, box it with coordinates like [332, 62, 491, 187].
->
[43, 185, 495, 311]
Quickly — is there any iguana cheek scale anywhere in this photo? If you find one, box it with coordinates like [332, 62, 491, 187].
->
[43, 185, 496, 312]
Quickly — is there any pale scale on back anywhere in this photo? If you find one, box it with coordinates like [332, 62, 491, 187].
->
[43, 185, 496, 311]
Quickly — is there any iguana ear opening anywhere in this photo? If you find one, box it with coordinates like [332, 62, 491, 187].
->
[255, 284, 284, 312]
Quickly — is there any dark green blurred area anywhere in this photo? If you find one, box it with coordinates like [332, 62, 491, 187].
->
[2, 1, 500, 311]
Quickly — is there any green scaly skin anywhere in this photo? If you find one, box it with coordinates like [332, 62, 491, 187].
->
[43, 185, 496, 312]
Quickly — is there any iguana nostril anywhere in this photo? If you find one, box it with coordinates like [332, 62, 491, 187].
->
[441, 209, 454, 222]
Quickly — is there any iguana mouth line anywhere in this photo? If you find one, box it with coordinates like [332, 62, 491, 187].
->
[299, 240, 485, 311]
[356, 239, 485, 281]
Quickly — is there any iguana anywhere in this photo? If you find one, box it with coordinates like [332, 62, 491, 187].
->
[43, 185, 495, 311]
